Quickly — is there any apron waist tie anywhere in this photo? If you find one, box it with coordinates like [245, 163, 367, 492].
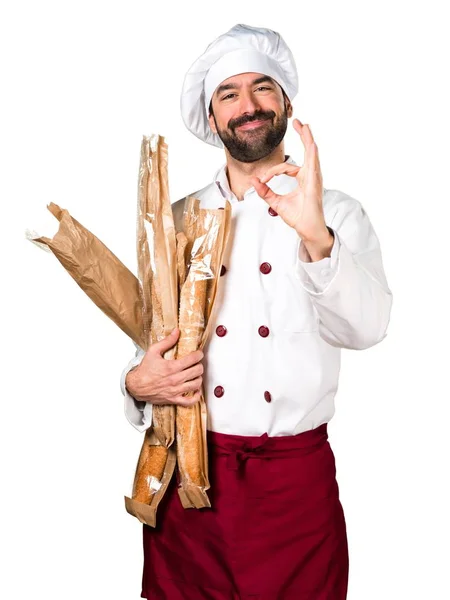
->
[207, 424, 329, 471]
[224, 433, 270, 471]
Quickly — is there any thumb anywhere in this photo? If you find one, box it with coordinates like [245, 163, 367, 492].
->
[152, 328, 180, 355]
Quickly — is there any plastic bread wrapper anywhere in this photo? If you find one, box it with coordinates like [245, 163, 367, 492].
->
[125, 134, 180, 527]
[125, 427, 177, 527]
[175, 195, 232, 509]
[27, 202, 145, 348]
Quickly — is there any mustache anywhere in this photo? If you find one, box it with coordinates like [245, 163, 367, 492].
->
[230, 110, 276, 130]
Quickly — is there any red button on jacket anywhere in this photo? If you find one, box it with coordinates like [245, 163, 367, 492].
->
[260, 262, 272, 275]
[220, 265, 227, 276]
[258, 326, 270, 338]
[216, 325, 227, 337]
[264, 391, 272, 403]
[268, 207, 278, 216]
[214, 386, 224, 398]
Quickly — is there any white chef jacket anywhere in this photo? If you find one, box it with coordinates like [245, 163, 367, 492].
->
[120, 155, 393, 436]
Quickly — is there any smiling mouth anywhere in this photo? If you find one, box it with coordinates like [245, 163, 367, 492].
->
[236, 119, 269, 131]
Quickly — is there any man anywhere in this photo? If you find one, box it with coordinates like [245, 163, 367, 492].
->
[121, 24, 393, 599]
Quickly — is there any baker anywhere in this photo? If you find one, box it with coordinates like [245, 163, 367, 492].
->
[121, 23, 393, 599]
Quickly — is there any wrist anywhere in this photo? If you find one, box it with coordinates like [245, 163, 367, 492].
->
[299, 227, 334, 262]
[125, 367, 139, 397]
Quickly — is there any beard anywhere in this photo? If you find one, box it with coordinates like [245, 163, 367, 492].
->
[213, 106, 288, 163]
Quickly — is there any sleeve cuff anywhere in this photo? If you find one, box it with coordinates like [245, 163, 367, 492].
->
[295, 227, 341, 294]
[120, 349, 153, 433]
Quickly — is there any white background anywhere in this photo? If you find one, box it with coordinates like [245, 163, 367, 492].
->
[2, 0, 449, 598]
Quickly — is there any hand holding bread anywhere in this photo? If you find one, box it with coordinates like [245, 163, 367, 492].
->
[125, 328, 204, 407]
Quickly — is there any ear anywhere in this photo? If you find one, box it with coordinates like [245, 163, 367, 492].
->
[208, 112, 218, 134]
[284, 96, 293, 118]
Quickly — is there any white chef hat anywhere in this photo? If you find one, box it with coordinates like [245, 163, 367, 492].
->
[180, 24, 298, 148]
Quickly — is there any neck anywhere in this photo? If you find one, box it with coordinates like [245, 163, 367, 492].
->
[224, 143, 287, 201]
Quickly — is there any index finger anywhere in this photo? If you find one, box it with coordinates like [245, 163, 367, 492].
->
[173, 349, 204, 372]
[260, 163, 300, 183]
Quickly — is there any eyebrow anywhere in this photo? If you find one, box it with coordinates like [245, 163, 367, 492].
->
[215, 76, 275, 98]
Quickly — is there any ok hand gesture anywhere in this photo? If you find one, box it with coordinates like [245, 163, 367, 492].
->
[251, 119, 329, 245]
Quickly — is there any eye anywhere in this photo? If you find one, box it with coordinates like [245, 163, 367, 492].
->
[221, 87, 272, 101]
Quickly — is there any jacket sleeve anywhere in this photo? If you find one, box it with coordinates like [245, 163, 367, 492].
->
[120, 342, 153, 432]
[290, 189, 393, 350]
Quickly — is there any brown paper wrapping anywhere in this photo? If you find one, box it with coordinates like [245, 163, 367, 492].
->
[32, 203, 145, 349]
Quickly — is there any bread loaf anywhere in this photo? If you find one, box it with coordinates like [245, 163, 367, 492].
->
[132, 430, 168, 504]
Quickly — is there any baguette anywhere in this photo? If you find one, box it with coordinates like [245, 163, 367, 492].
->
[176, 231, 188, 289]
[176, 274, 207, 485]
[175, 217, 209, 487]
[132, 430, 168, 504]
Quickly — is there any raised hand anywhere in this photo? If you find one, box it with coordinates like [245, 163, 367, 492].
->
[251, 119, 330, 246]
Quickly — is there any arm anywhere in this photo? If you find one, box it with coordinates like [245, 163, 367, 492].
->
[120, 342, 153, 432]
[291, 190, 393, 350]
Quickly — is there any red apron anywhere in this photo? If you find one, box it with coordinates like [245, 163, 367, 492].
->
[141, 423, 349, 599]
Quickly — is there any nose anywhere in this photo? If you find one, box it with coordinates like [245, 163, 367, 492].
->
[237, 90, 261, 117]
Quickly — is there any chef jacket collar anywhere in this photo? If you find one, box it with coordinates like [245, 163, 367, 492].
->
[214, 154, 297, 204]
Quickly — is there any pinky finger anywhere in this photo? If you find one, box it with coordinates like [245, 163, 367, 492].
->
[175, 390, 202, 407]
